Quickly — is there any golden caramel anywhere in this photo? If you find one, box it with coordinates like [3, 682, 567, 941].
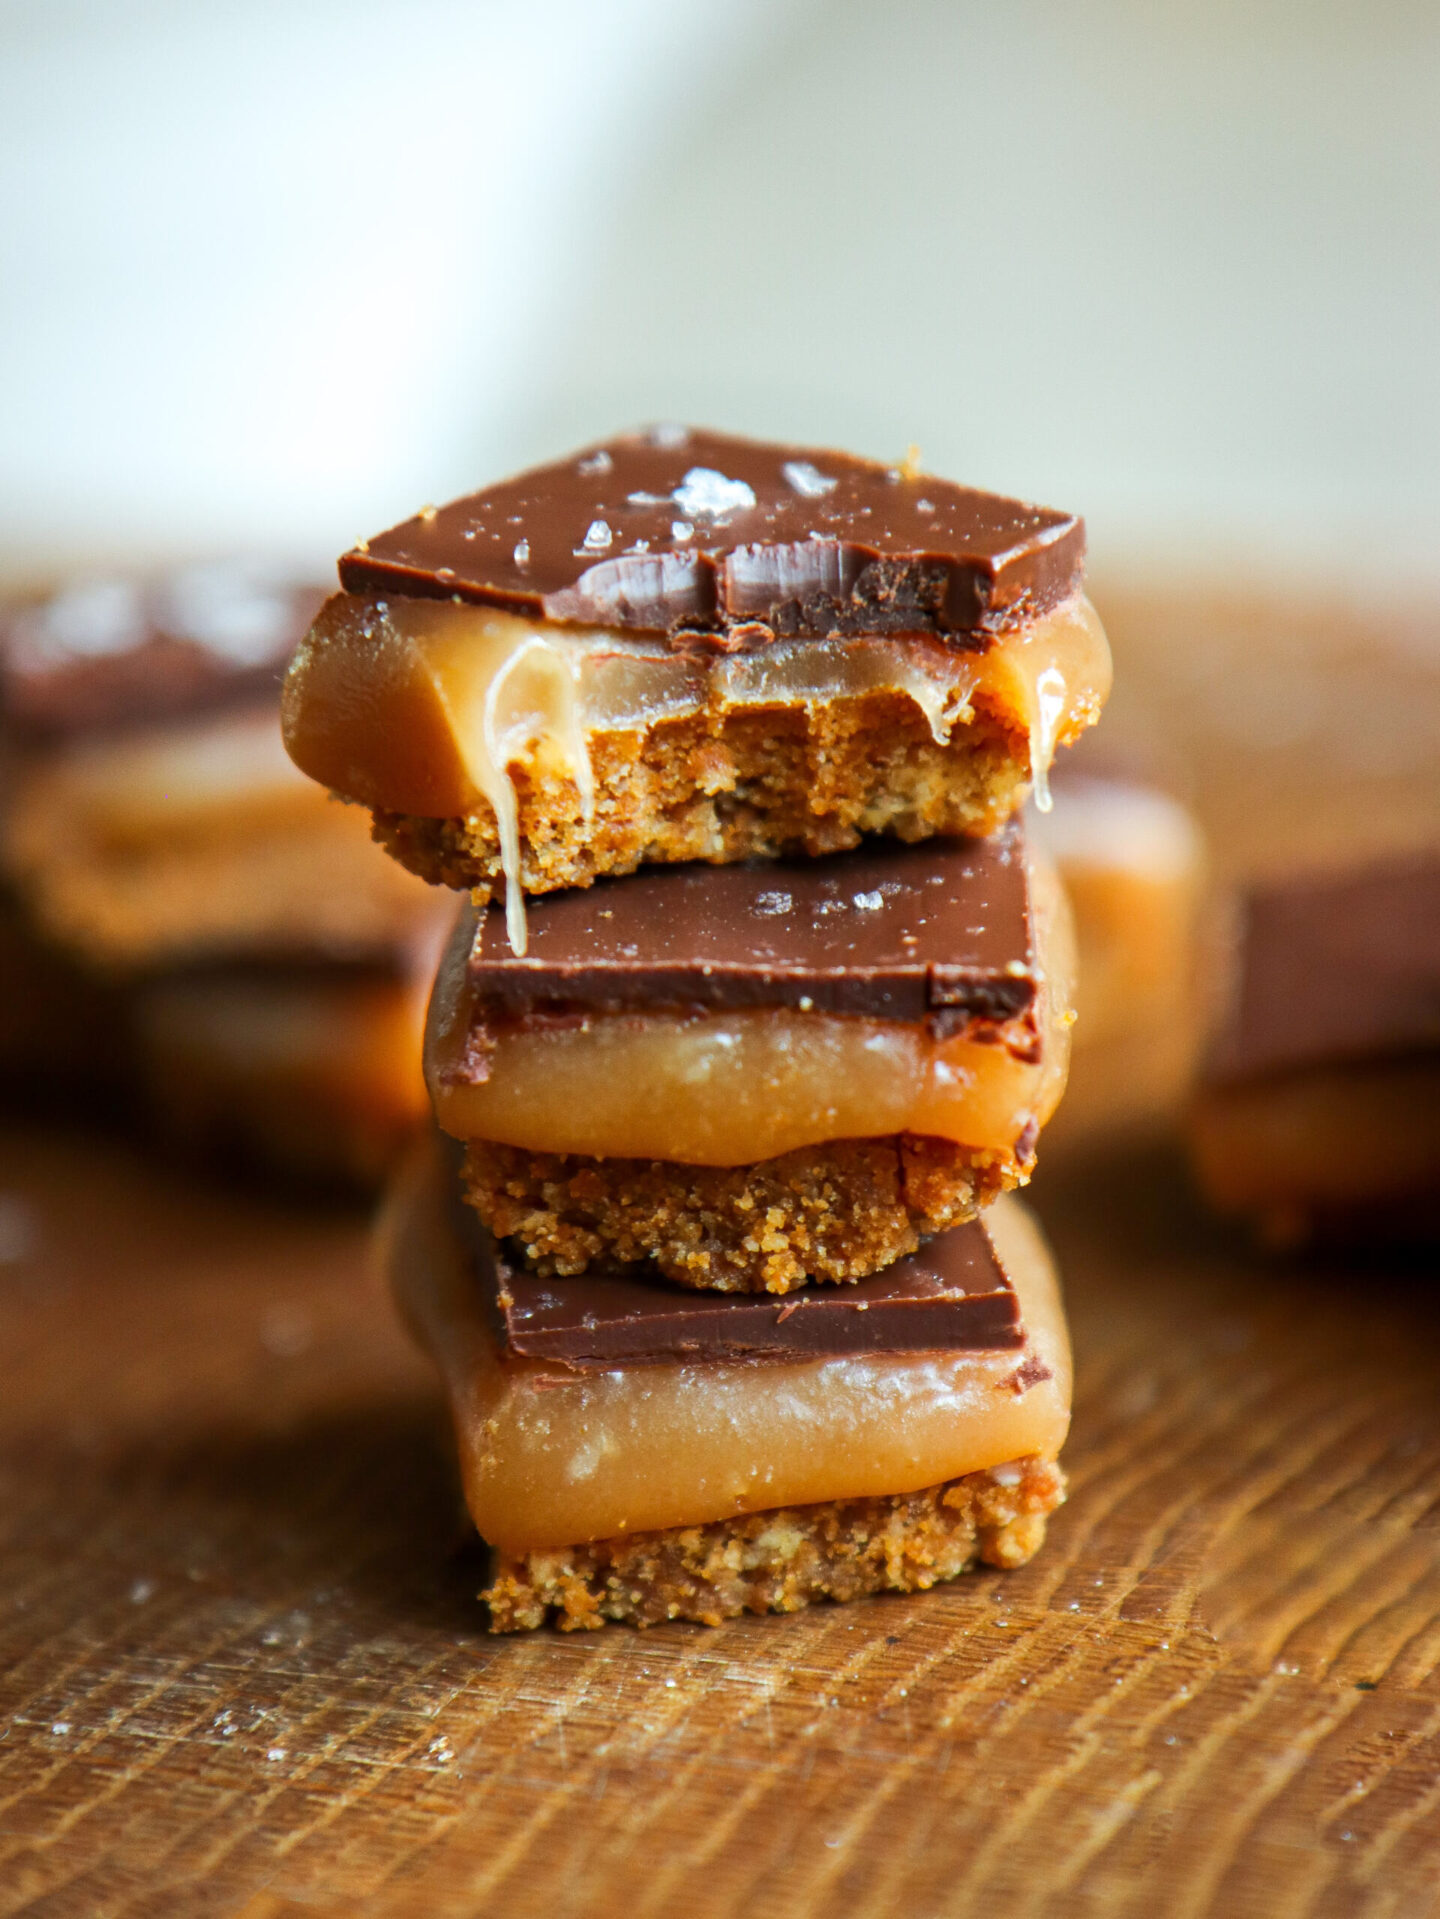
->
[385, 1139, 1072, 1556]
[426, 851, 1073, 1167]
[286, 591, 1110, 821]
[284, 591, 1110, 946]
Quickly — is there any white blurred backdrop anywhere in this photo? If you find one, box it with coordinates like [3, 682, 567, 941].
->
[2, 0, 1437, 584]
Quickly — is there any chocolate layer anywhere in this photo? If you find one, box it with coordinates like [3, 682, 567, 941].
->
[459, 820, 1039, 1049]
[2, 562, 328, 741]
[1205, 854, 1440, 1087]
[338, 427, 1083, 648]
[466, 1210, 1025, 1368]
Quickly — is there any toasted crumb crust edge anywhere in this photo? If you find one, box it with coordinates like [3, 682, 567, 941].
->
[462, 1134, 1022, 1292]
[483, 1455, 1065, 1632]
[372, 693, 1028, 895]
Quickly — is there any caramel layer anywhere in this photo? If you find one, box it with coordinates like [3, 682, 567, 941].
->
[385, 1138, 1072, 1556]
[426, 847, 1072, 1166]
[284, 591, 1109, 947]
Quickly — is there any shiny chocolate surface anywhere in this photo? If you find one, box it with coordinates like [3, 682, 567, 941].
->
[461, 820, 1038, 1045]
[339, 427, 1083, 647]
[465, 1209, 1026, 1367]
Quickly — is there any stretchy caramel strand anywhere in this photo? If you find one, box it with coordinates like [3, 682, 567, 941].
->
[385, 1140, 1071, 1557]
[283, 575, 1108, 951]
[427, 834, 1072, 1173]
[461, 1134, 1010, 1293]
[484, 1457, 1065, 1632]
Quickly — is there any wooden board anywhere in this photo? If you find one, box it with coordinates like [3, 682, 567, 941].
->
[3, 1122, 1440, 1919]
[3, 577, 1438, 1916]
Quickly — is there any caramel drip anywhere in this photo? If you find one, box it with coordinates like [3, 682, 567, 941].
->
[284, 594, 1110, 952]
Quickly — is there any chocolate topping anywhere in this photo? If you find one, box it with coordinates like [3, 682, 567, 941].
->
[2, 562, 328, 742]
[465, 1210, 1024, 1368]
[458, 820, 1039, 1050]
[1205, 853, 1440, 1086]
[338, 427, 1084, 649]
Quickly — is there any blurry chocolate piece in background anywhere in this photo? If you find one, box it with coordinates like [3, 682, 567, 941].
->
[1, 561, 448, 1188]
[1031, 576, 1440, 1163]
[1190, 853, 1440, 1247]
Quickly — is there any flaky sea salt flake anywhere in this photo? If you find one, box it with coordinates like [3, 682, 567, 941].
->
[671, 467, 756, 521]
[782, 460, 838, 499]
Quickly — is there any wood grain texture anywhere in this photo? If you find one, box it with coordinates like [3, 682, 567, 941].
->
[2, 1126, 1439, 1919]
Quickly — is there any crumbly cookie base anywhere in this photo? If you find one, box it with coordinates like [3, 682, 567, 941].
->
[462, 1134, 1020, 1292]
[373, 693, 1027, 896]
[483, 1455, 1065, 1632]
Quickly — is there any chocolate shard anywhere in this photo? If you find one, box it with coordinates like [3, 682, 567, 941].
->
[1205, 854, 1440, 1087]
[459, 820, 1040, 1052]
[1, 561, 328, 742]
[463, 1209, 1025, 1369]
[338, 427, 1084, 648]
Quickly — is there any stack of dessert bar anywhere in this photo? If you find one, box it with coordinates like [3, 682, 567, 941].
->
[282, 427, 1113, 1629]
[0, 561, 444, 1185]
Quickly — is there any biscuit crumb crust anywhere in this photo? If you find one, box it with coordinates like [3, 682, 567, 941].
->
[462, 1134, 1022, 1292]
[373, 695, 1026, 895]
[483, 1455, 1065, 1632]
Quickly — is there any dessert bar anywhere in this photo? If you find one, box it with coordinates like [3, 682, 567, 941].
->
[283, 429, 1109, 949]
[1, 563, 445, 1184]
[428, 820, 1074, 1290]
[304, 424, 1101, 1632]
[386, 1137, 1069, 1630]
[134, 935, 442, 1190]
[4, 563, 429, 971]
